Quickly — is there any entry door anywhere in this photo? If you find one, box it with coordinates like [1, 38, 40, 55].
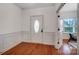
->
[30, 15, 43, 43]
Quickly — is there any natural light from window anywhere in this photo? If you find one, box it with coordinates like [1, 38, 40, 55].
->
[34, 20, 39, 33]
[63, 18, 77, 33]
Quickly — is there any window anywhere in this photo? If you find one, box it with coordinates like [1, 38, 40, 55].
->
[34, 20, 39, 33]
[63, 18, 77, 33]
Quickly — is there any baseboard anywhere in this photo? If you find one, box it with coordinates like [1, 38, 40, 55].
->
[22, 41, 55, 47]
[1, 41, 56, 55]
[1, 41, 21, 55]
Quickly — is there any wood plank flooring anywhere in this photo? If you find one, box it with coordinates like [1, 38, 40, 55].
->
[2, 42, 77, 55]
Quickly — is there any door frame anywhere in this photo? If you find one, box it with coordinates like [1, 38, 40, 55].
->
[30, 15, 44, 43]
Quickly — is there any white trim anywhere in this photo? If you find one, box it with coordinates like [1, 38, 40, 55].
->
[1, 41, 21, 54]
[63, 32, 77, 34]
[22, 41, 55, 46]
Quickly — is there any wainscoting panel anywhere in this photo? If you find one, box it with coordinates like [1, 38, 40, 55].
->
[22, 31, 56, 45]
[0, 31, 22, 53]
[0, 31, 56, 54]
[43, 32, 56, 45]
[21, 31, 31, 42]
[0, 34, 4, 53]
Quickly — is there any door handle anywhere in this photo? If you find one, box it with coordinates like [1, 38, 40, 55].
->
[41, 29, 43, 32]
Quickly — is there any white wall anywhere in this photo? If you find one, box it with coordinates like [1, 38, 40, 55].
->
[0, 4, 22, 34]
[59, 11, 77, 19]
[0, 4, 58, 53]
[22, 6, 58, 45]
[22, 6, 57, 32]
[55, 3, 61, 12]
[0, 4, 22, 53]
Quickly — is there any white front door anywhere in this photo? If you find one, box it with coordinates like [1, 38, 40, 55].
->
[30, 15, 43, 43]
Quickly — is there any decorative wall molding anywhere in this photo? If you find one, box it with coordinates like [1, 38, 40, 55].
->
[0, 31, 56, 54]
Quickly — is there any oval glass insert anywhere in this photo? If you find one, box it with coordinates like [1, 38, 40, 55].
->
[34, 20, 39, 33]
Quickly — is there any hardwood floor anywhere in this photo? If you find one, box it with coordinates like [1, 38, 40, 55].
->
[2, 42, 77, 55]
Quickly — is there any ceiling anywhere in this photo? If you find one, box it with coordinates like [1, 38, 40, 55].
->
[15, 3, 55, 9]
[60, 3, 77, 12]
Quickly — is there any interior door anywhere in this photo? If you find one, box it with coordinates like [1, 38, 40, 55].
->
[30, 15, 43, 43]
